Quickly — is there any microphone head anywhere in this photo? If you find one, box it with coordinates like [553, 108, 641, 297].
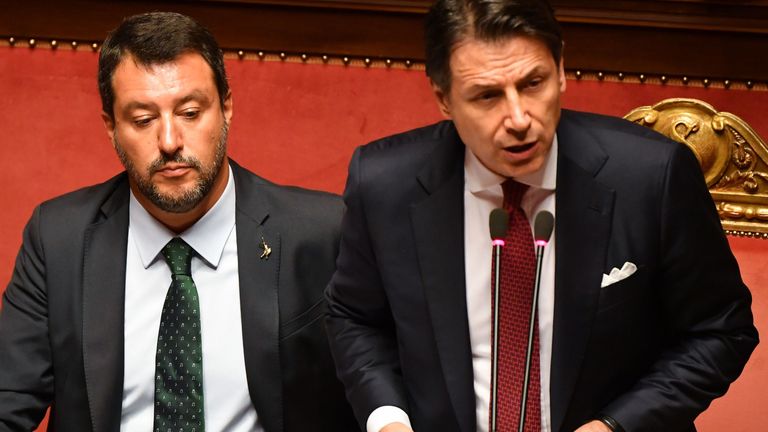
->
[534, 211, 555, 245]
[489, 208, 509, 240]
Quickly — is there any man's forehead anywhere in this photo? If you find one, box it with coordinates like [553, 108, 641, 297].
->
[111, 52, 217, 104]
[447, 35, 556, 81]
[114, 52, 213, 79]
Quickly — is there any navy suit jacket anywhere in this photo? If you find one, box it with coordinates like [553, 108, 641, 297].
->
[0, 161, 358, 432]
[326, 110, 758, 432]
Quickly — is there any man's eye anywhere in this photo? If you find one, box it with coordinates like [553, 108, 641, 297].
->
[134, 117, 153, 127]
[181, 110, 200, 119]
[526, 79, 542, 89]
[476, 91, 500, 101]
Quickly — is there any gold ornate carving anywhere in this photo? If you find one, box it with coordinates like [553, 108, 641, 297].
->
[625, 98, 768, 236]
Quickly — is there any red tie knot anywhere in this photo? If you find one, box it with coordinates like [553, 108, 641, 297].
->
[502, 179, 528, 210]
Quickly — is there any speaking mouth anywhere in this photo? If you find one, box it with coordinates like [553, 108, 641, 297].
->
[504, 142, 536, 154]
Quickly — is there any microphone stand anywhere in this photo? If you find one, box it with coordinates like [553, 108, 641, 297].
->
[488, 207, 509, 432]
[490, 237, 504, 432]
[518, 240, 546, 432]
[519, 211, 554, 432]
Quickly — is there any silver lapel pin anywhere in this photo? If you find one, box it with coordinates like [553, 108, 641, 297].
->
[259, 237, 272, 260]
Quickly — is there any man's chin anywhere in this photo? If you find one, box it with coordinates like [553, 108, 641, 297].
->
[500, 158, 545, 178]
[136, 184, 204, 214]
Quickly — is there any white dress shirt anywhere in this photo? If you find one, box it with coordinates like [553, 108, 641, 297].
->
[121, 165, 262, 431]
[368, 138, 558, 432]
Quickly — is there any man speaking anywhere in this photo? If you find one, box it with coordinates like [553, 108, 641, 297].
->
[325, 1, 758, 431]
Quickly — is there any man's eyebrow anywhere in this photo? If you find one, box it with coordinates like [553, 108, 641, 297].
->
[177, 90, 211, 106]
[520, 65, 550, 82]
[121, 90, 211, 113]
[122, 101, 156, 113]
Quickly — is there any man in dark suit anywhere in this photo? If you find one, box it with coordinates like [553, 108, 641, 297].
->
[0, 12, 356, 432]
[325, 1, 758, 432]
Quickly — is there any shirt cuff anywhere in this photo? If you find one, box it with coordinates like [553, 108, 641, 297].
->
[366, 405, 412, 432]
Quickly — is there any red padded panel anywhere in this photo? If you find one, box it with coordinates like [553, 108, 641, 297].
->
[695, 236, 768, 432]
[1, 45, 766, 431]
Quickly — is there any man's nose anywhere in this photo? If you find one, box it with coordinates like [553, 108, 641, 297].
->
[502, 93, 532, 136]
[158, 115, 182, 155]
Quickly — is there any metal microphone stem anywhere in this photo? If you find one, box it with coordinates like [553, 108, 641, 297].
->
[518, 244, 545, 432]
[490, 242, 502, 432]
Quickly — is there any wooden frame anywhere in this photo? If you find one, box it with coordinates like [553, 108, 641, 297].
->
[2, 1, 767, 81]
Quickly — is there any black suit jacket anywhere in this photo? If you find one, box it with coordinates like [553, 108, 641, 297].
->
[0, 161, 358, 432]
[326, 110, 758, 432]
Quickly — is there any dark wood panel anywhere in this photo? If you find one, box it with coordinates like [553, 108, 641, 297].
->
[563, 23, 765, 81]
[2, 0, 767, 81]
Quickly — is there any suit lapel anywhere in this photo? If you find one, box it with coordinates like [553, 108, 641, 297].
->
[82, 180, 130, 432]
[231, 162, 284, 432]
[550, 112, 615, 432]
[410, 129, 476, 432]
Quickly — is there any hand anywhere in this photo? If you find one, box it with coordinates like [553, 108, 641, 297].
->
[574, 420, 612, 432]
[380, 422, 414, 432]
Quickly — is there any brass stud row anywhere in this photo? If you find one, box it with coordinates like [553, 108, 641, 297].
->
[725, 230, 768, 239]
[567, 69, 764, 91]
[5, 36, 99, 51]
[228, 48, 419, 69]
[3, 36, 766, 85]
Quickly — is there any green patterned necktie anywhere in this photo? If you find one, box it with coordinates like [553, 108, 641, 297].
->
[154, 237, 205, 432]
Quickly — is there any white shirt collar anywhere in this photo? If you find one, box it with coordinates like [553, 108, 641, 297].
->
[129, 164, 236, 269]
[465, 135, 558, 193]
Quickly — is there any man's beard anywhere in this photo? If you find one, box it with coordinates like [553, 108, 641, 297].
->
[114, 122, 228, 213]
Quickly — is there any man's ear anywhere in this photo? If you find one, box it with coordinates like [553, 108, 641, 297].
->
[431, 80, 452, 119]
[101, 111, 116, 146]
[221, 90, 233, 123]
[558, 57, 566, 93]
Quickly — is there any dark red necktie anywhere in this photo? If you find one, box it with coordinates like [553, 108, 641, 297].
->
[491, 179, 541, 431]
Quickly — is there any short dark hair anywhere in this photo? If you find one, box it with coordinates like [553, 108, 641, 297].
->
[98, 12, 229, 119]
[425, 0, 563, 92]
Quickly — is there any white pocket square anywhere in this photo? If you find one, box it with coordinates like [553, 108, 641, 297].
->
[600, 262, 637, 288]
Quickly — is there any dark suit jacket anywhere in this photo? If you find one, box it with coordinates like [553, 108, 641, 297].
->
[0, 161, 358, 432]
[326, 110, 758, 432]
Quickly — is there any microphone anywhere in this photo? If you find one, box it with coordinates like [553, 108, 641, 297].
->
[490, 208, 509, 243]
[518, 210, 554, 432]
[488, 207, 508, 432]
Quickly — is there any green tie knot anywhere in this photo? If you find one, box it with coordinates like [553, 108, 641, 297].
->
[162, 238, 193, 276]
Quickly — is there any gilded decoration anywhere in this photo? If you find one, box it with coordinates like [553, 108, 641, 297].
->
[625, 98, 768, 237]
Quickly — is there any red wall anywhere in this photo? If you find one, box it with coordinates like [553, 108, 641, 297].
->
[1, 45, 766, 431]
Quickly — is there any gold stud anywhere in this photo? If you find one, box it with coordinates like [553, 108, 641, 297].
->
[237, 50, 245, 58]
[597, 72, 604, 80]
[71, 40, 78, 48]
[91, 42, 98, 51]
[279, 52, 287, 60]
[8, 36, 15, 45]
[257, 51, 265, 59]
[575, 70, 582, 79]
[321, 54, 329, 63]
[703, 78, 710, 87]
[746, 81, 754, 89]
[639, 74, 646, 83]
[385, 59, 392, 67]
[682, 76, 689, 85]
[617, 72, 624, 80]
[364, 58, 371, 67]
[300, 53, 308, 61]
[660, 75, 667, 84]
[724, 80, 731, 89]
[342, 56, 350, 65]
[29, 38, 36, 47]
[51, 39, 58, 48]
[405, 59, 412, 68]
